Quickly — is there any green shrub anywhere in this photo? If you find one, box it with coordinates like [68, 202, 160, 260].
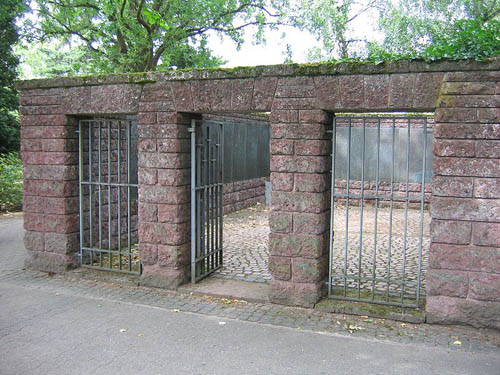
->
[0, 152, 23, 211]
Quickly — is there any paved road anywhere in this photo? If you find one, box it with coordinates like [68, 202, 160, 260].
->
[1, 214, 499, 375]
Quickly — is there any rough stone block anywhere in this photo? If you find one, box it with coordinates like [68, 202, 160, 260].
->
[158, 169, 190, 186]
[294, 173, 329, 193]
[157, 244, 190, 268]
[428, 243, 472, 271]
[138, 203, 158, 222]
[434, 157, 500, 178]
[433, 140, 475, 157]
[426, 269, 468, 297]
[269, 279, 325, 308]
[293, 212, 329, 235]
[475, 140, 500, 158]
[469, 273, 500, 302]
[253, 77, 277, 111]
[270, 172, 293, 192]
[24, 250, 78, 273]
[294, 140, 330, 156]
[471, 222, 500, 247]
[432, 176, 473, 197]
[270, 139, 294, 155]
[431, 197, 500, 222]
[271, 191, 329, 214]
[474, 178, 500, 198]
[292, 256, 328, 283]
[44, 232, 79, 254]
[140, 265, 188, 289]
[269, 211, 293, 233]
[430, 220, 471, 245]
[269, 256, 291, 280]
[139, 243, 158, 266]
[426, 295, 500, 329]
[364, 74, 389, 108]
[269, 233, 327, 258]
[24, 231, 45, 252]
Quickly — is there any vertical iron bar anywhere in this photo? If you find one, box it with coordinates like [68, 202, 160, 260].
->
[328, 118, 337, 296]
[416, 118, 428, 307]
[197, 128, 203, 278]
[210, 124, 215, 272]
[107, 120, 112, 266]
[206, 124, 211, 274]
[202, 123, 208, 275]
[358, 118, 366, 298]
[89, 121, 93, 266]
[344, 119, 352, 297]
[372, 118, 381, 300]
[191, 119, 196, 283]
[117, 120, 122, 270]
[127, 120, 132, 272]
[401, 118, 411, 304]
[214, 124, 219, 269]
[98, 121, 102, 267]
[220, 124, 224, 267]
[386, 118, 396, 301]
[78, 120, 84, 265]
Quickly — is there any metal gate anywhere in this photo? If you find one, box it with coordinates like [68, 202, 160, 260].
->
[190, 120, 224, 282]
[78, 118, 141, 275]
[329, 116, 433, 308]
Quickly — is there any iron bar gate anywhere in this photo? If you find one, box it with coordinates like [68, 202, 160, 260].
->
[190, 120, 224, 282]
[78, 118, 141, 275]
[328, 116, 432, 308]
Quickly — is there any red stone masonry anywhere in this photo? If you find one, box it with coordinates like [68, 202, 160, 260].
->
[427, 71, 500, 329]
[17, 59, 500, 327]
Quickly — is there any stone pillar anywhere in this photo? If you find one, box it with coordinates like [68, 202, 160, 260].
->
[137, 87, 192, 288]
[20, 89, 80, 272]
[268, 77, 332, 307]
[428, 71, 500, 329]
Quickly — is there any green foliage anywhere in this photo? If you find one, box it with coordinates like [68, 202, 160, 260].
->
[368, 19, 500, 63]
[0, 0, 25, 152]
[0, 153, 23, 212]
[424, 19, 500, 61]
[16, 41, 95, 79]
[25, 0, 286, 73]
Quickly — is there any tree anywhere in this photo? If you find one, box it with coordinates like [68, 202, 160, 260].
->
[289, 0, 381, 61]
[374, 0, 500, 57]
[25, 0, 286, 73]
[0, 0, 25, 153]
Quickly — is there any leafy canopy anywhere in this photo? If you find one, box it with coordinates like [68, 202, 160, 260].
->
[0, 0, 25, 153]
[25, 0, 286, 73]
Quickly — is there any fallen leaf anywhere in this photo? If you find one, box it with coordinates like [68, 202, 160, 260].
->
[120, 329, 127, 333]
[137, 333, 144, 337]
[219, 322, 226, 326]
[172, 309, 180, 313]
[453, 340, 462, 345]
[401, 323, 407, 327]
[348, 324, 365, 331]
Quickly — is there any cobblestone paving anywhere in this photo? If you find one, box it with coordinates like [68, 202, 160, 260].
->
[1, 269, 499, 354]
[214, 203, 271, 283]
[331, 205, 430, 301]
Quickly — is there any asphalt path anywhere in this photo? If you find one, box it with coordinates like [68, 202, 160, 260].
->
[1, 215, 499, 375]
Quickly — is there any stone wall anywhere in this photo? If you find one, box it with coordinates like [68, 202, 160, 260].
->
[224, 177, 266, 214]
[17, 58, 500, 328]
[427, 71, 500, 329]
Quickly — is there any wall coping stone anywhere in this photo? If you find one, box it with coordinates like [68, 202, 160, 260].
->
[16, 58, 500, 91]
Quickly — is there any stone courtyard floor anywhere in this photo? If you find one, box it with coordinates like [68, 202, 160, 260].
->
[214, 203, 271, 283]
